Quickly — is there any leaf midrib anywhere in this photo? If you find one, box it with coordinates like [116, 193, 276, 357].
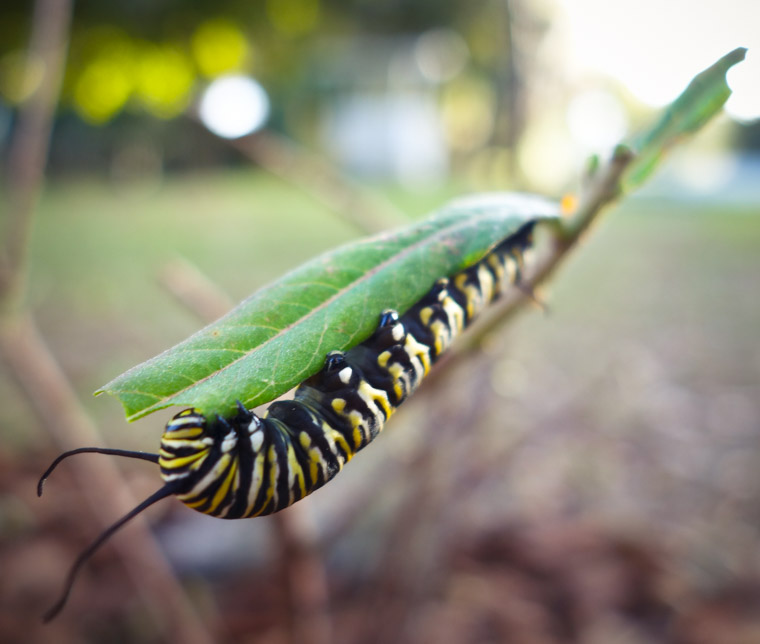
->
[134, 217, 477, 407]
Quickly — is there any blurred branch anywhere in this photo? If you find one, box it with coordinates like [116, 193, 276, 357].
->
[0, 0, 71, 309]
[274, 507, 333, 644]
[221, 128, 407, 235]
[158, 255, 333, 644]
[361, 359, 497, 642]
[159, 257, 236, 320]
[457, 145, 635, 351]
[0, 314, 215, 643]
[0, 2, 214, 639]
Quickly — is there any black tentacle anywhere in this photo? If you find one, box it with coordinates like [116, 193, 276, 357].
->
[38, 448, 159, 497]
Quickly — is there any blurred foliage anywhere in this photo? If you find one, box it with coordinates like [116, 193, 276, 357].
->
[0, 0, 490, 118]
[0, 0, 560, 185]
[2, 0, 753, 194]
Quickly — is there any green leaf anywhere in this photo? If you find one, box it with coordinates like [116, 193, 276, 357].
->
[622, 47, 746, 192]
[98, 193, 558, 421]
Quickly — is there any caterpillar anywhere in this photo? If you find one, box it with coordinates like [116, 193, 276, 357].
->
[38, 221, 537, 620]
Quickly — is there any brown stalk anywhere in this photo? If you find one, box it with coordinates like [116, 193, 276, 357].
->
[459, 146, 635, 351]
[0, 2, 214, 640]
[221, 127, 406, 235]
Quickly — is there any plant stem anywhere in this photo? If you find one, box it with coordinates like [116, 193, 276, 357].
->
[0, 2, 214, 638]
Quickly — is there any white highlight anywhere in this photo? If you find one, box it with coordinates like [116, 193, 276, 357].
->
[567, 90, 628, 151]
[221, 431, 237, 453]
[199, 75, 270, 139]
[250, 429, 264, 453]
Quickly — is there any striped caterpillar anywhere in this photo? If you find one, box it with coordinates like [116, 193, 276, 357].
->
[39, 220, 536, 620]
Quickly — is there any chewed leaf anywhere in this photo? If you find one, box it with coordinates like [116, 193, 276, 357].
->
[622, 47, 746, 192]
[97, 193, 559, 421]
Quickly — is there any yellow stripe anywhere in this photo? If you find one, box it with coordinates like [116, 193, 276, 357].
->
[182, 496, 208, 509]
[476, 264, 495, 304]
[387, 362, 406, 400]
[209, 459, 237, 513]
[286, 442, 306, 500]
[404, 333, 431, 376]
[159, 450, 207, 469]
[251, 444, 278, 517]
[330, 428, 353, 461]
[359, 380, 392, 418]
[162, 428, 204, 439]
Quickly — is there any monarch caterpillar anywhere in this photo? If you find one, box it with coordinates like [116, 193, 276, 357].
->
[38, 220, 539, 621]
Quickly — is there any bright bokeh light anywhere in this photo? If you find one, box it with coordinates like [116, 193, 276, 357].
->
[199, 75, 270, 139]
[518, 113, 577, 193]
[725, 49, 760, 122]
[73, 56, 133, 124]
[135, 44, 194, 119]
[558, 0, 760, 120]
[191, 18, 250, 78]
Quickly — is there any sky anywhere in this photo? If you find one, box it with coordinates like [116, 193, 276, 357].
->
[557, 0, 759, 121]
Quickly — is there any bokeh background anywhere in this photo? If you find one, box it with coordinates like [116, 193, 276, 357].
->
[1, 1, 759, 643]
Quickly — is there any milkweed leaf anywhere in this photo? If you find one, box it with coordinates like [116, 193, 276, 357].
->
[622, 47, 746, 192]
[98, 193, 559, 421]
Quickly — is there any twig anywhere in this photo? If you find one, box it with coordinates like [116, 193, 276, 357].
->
[159, 257, 236, 320]
[221, 128, 407, 235]
[0, 0, 71, 308]
[458, 145, 635, 351]
[360, 358, 498, 643]
[0, 314, 215, 643]
[159, 255, 333, 644]
[0, 2, 214, 639]
[273, 507, 333, 644]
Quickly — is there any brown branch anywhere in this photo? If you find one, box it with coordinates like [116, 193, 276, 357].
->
[457, 145, 635, 352]
[272, 507, 333, 644]
[222, 128, 407, 235]
[0, 0, 71, 308]
[0, 314, 215, 643]
[0, 2, 214, 639]
[159, 257, 236, 320]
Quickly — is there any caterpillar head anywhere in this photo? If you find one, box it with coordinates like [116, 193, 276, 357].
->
[36, 402, 261, 621]
[159, 404, 264, 518]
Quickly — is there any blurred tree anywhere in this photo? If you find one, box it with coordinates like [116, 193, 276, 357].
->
[0, 0, 553, 179]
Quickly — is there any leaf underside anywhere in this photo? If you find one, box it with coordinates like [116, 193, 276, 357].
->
[98, 193, 559, 421]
